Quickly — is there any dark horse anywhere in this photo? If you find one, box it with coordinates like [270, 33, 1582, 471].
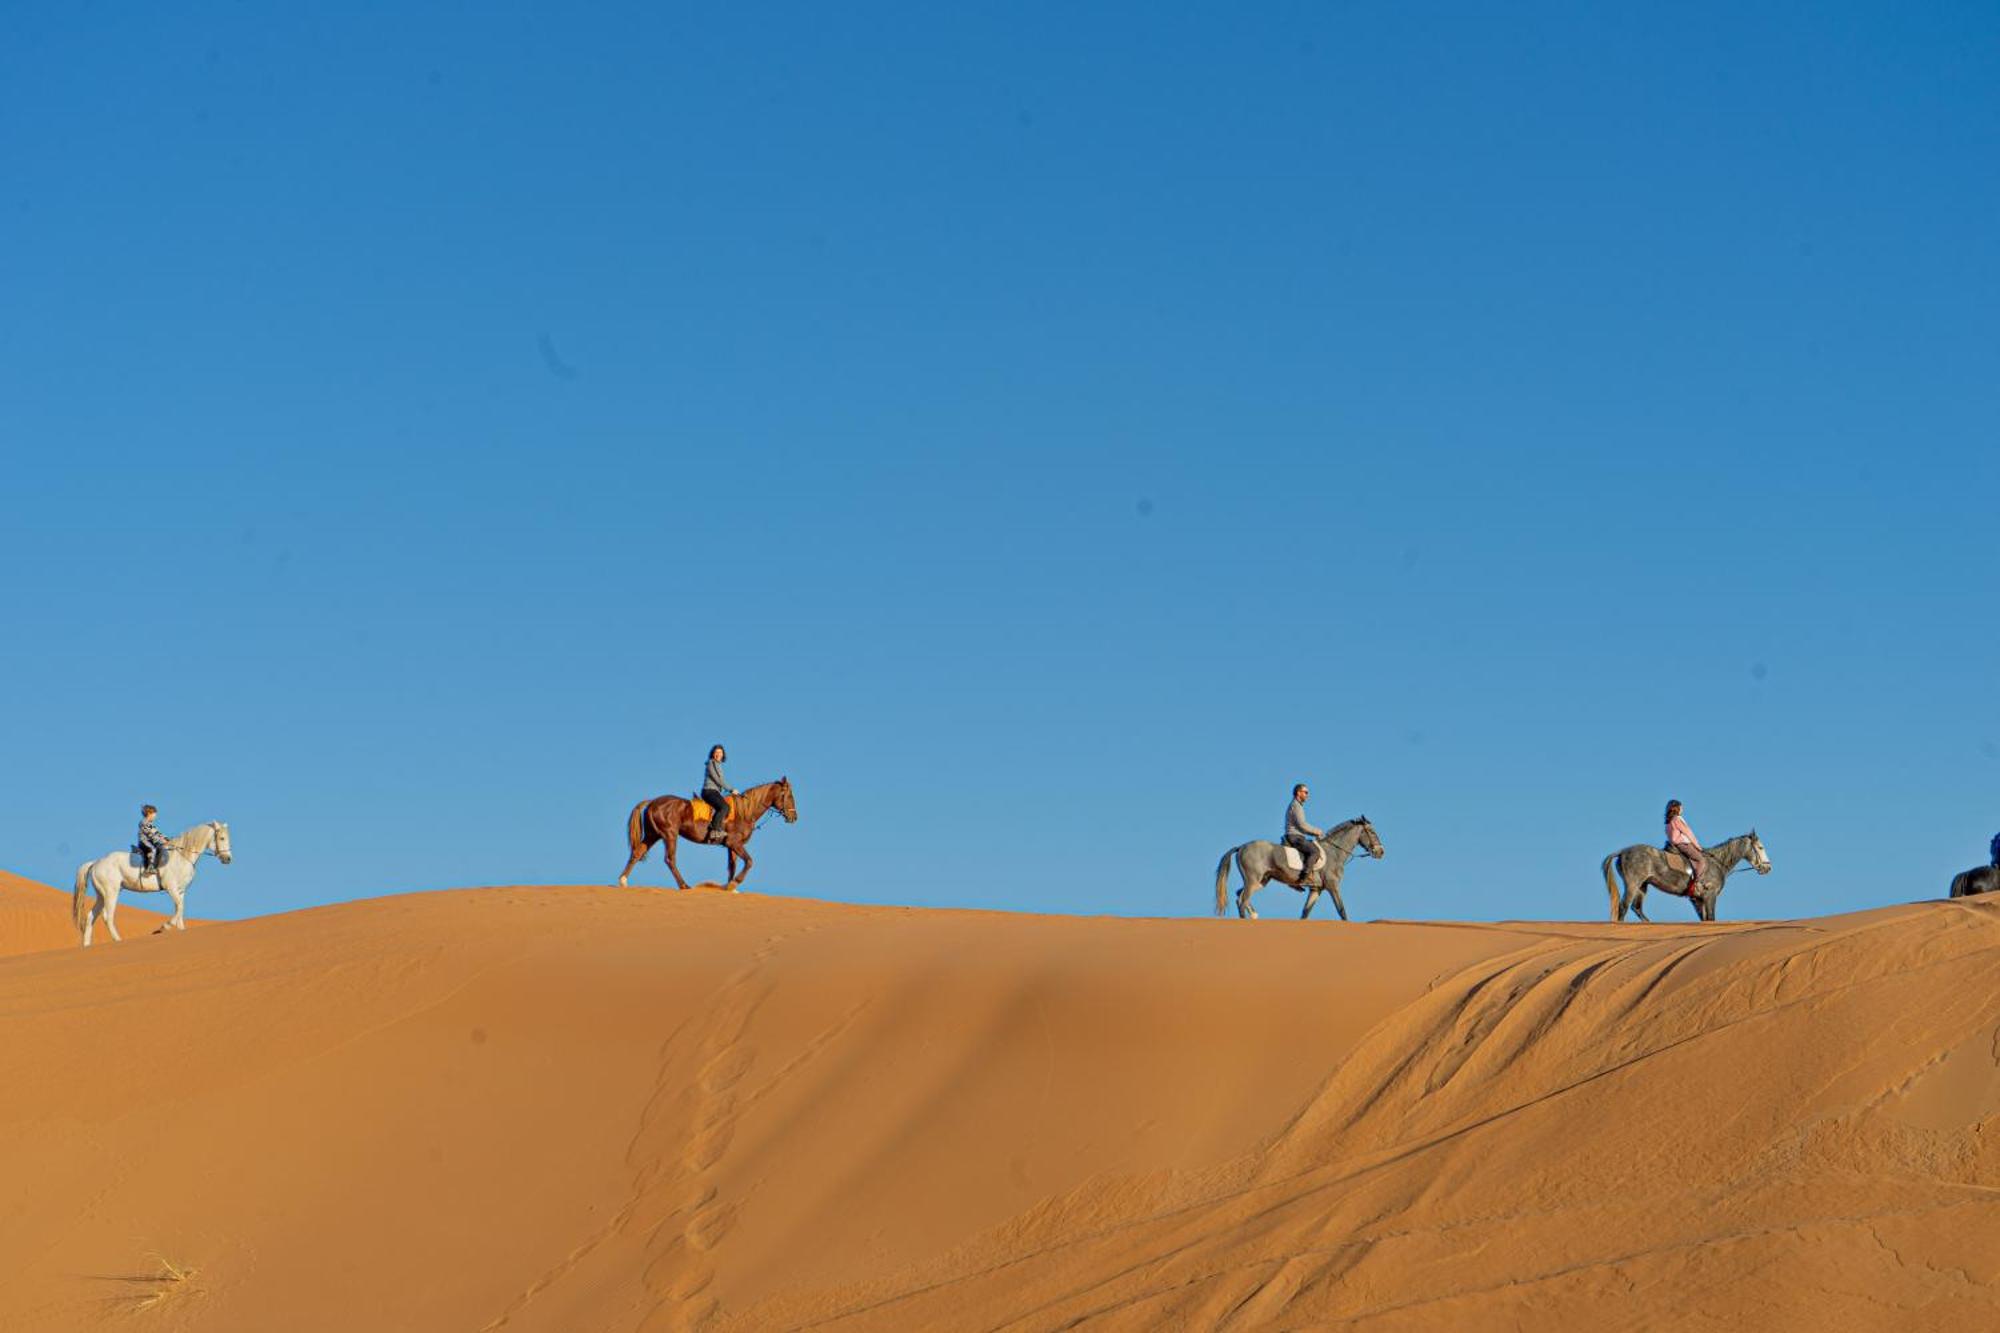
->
[617, 777, 798, 892]
[1601, 830, 1771, 923]
[1949, 865, 1999, 899]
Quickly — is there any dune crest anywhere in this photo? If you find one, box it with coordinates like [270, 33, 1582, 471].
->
[1, 886, 1995, 1329]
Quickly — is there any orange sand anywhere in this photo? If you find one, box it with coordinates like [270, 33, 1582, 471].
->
[0, 867, 178, 957]
[1, 880, 1995, 1329]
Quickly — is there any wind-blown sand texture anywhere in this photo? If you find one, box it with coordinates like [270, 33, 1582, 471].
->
[1, 882, 1996, 1329]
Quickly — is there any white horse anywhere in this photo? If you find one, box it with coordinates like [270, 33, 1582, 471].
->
[72, 821, 232, 946]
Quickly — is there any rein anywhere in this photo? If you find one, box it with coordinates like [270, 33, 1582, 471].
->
[169, 823, 222, 861]
[1321, 821, 1377, 860]
[706, 783, 790, 833]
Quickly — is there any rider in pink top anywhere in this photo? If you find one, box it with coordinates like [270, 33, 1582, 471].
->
[1664, 799, 1704, 893]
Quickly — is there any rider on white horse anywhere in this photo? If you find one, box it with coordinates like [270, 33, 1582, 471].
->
[136, 804, 174, 887]
[1284, 783, 1326, 883]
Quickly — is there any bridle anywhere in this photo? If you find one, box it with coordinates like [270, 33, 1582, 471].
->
[153, 822, 225, 870]
[194, 821, 227, 859]
[1320, 819, 1379, 864]
[721, 783, 795, 831]
[1716, 835, 1768, 877]
[1323, 818, 1379, 859]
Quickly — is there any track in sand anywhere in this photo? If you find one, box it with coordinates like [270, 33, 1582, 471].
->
[1, 876, 1995, 1329]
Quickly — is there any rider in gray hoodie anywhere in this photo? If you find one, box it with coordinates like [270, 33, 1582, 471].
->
[700, 745, 736, 844]
[1284, 783, 1326, 883]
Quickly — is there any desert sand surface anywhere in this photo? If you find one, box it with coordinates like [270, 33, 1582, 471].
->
[0, 868, 178, 957]
[2, 880, 1997, 1330]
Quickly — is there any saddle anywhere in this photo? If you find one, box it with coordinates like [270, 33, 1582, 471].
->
[689, 795, 737, 825]
[128, 848, 165, 886]
[1660, 849, 1705, 890]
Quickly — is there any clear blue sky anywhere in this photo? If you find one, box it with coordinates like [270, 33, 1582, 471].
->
[4, 2, 1996, 924]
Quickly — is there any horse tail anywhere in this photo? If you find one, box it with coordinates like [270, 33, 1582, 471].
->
[1214, 847, 1238, 917]
[72, 863, 92, 934]
[1602, 853, 1623, 921]
[1950, 870, 1969, 899]
[626, 799, 651, 857]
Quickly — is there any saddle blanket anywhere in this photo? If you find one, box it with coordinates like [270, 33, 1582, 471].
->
[689, 796, 736, 824]
[1276, 845, 1305, 874]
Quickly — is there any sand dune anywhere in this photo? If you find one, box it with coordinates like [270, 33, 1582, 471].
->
[2, 884, 1996, 1329]
[0, 868, 177, 957]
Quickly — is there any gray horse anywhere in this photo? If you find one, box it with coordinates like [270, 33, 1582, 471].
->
[1601, 830, 1771, 923]
[1949, 865, 1999, 898]
[1214, 816, 1385, 921]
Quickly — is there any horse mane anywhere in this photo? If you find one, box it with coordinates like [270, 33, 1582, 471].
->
[169, 823, 213, 854]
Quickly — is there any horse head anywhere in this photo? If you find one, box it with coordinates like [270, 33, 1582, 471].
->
[1353, 816, 1385, 859]
[1749, 829, 1770, 875]
[212, 821, 233, 864]
[774, 777, 798, 823]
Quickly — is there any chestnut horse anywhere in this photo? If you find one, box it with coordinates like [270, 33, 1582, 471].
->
[617, 777, 797, 892]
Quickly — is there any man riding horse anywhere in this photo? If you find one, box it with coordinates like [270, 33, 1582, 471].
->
[1284, 783, 1328, 885]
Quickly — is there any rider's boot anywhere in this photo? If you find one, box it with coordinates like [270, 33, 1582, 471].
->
[707, 819, 730, 845]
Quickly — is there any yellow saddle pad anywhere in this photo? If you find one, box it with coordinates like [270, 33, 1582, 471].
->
[689, 796, 736, 824]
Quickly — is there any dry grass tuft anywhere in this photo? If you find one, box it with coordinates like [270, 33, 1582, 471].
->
[125, 1254, 200, 1314]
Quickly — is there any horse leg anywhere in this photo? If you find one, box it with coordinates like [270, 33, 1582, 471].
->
[1630, 884, 1650, 924]
[103, 883, 123, 942]
[661, 832, 691, 891]
[1301, 887, 1320, 919]
[166, 881, 187, 932]
[82, 886, 99, 947]
[724, 840, 750, 892]
[1237, 873, 1260, 920]
[617, 835, 652, 889]
[1327, 881, 1349, 922]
